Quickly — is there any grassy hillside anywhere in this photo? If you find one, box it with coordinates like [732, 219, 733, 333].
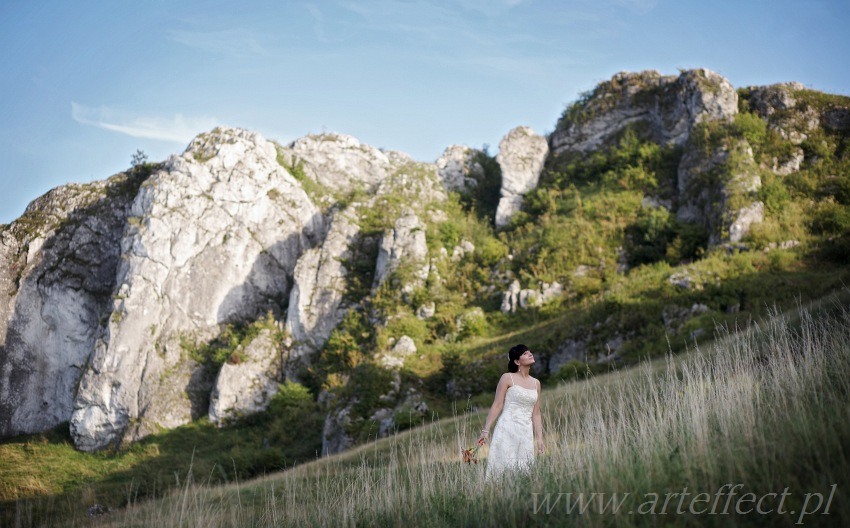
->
[2, 85, 848, 524]
[7, 294, 848, 526]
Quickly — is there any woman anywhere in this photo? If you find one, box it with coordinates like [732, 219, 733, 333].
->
[478, 344, 545, 479]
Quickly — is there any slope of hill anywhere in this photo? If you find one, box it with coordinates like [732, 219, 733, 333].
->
[5, 296, 848, 526]
[1, 68, 848, 521]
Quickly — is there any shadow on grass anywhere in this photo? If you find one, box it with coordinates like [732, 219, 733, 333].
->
[0, 405, 323, 526]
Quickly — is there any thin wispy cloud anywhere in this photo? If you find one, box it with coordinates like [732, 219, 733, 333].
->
[336, 0, 539, 49]
[304, 3, 332, 43]
[613, 0, 660, 12]
[167, 28, 270, 57]
[71, 103, 219, 143]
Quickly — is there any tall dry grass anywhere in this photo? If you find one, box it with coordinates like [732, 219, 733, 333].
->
[18, 302, 849, 527]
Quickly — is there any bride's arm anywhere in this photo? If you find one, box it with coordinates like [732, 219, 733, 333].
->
[532, 379, 545, 453]
[478, 374, 509, 444]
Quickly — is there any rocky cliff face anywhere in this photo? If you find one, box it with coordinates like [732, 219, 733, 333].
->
[551, 69, 738, 155]
[0, 123, 450, 451]
[284, 205, 361, 369]
[70, 128, 324, 450]
[550, 68, 766, 246]
[2, 69, 843, 454]
[0, 174, 143, 438]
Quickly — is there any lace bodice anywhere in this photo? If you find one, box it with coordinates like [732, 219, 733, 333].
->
[501, 384, 538, 427]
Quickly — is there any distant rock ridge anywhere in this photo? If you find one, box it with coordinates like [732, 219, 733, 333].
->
[550, 68, 738, 155]
[1, 68, 846, 452]
[550, 68, 766, 247]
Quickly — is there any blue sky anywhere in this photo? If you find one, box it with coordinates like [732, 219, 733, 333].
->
[1, 0, 849, 224]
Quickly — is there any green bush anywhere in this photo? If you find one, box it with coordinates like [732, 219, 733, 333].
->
[436, 221, 460, 249]
[810, 199, 850, 235]
[341, 363, 395, 419]
[460, 149, 502, 223]
[474, 236, 508, 266]
[181, 313, 280, 369]
[624, 207, 675, 266]
[554, 360, 607, 382]
[320, 310, 374, 377]
[730, 111, 768, 149]
[624, 208, 707, 267]
[759, 175, 792, 214]
[458, 309, 489, 340]
[382, 313, 430, 346]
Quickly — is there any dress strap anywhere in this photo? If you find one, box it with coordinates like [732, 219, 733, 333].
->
[508, 373, 515, 387]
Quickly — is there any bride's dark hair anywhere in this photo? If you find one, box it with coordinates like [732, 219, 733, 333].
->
[507, 344, 530, 373]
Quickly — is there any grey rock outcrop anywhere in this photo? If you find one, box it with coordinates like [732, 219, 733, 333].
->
[435, 145, 484, 194]
[494, 127, 549, 228]
[551, 69, 738, 156]
[662, 303, 710, 334]
[728, 201, 764, 244]
[374, 160, 447, 205]
[378, 335, 417, 369]
[321, 402, 353, 456]
[374, 388, 428, 438]
[373, 210, 429, 292]
[285, 206, 360, 367]
[450, 240, 475, 261]
[547, 339, 588, 374]
[208, 329, 281, 425]
[500, 280, 522, 313]
[747, 82, 805, 117]
[0, 173, 142, 438]
[747, 83, 817, 144]
[279, 133, 405, 195]
[416, 302, 436, 319]
[70, 127, 323, 451]
[768, 148, 804, 176]
[500, 280, 563, 313]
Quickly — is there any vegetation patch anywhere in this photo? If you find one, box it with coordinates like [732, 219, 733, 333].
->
[180, 313, 282, 370]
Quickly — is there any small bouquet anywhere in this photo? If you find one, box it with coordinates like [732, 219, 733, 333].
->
[462, 438, 485, 464]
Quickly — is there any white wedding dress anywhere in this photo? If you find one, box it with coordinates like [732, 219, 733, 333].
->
[485, 374, 537, 479]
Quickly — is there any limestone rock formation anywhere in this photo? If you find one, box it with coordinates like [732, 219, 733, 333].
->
[2, 68, 844, 458]
[494, 126, 549, 228]
[208, 329, 281, 425]
[378, 335, 417, 369]
[662, 303, 710, 335]
[70, 127, 323, 451]
[0, 173, 142, 438]
[435, 145, 485, 194]
[728, 201, 765, 244]
[321, 402, 353, 456]
[746, 82, 829, 145]
[285, 206, 360, 367]
[500, 280, 563, 313]
[278, 133, 404, 194]
[548, 339, 588, 374]
[551, 69, 738, 156]
[373, 210, 429, 292]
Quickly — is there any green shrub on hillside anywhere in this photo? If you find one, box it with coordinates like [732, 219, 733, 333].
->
[316, 309, 374, 380]
[180, 313, 281, 369]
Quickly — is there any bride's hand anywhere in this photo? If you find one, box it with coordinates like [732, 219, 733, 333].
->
[537, 439, 545, 454]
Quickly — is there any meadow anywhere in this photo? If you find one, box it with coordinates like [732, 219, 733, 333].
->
[6, 294, 846, 527]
